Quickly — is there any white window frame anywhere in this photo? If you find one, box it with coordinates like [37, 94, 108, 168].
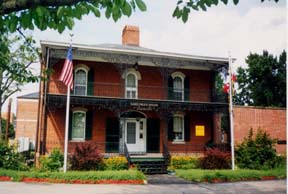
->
[125, 72, 138, 99]
[173, 114, 185, 142]
[171, 72, 185, 101]
[74, 67, 88, 96]
[71, 110, 86, 141]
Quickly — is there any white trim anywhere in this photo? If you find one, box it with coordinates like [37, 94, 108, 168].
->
[74, 64, 90, 71]
[171, 71, 186, 79]
[122, 68, 142, 80]
[71, 110, 86, 141]
[74, 67, 88, 96]
[17, 99, 38, 102]
[16, 119, 37, 122]
[172, 73, 185, 101]
[125, 72, 139, 99]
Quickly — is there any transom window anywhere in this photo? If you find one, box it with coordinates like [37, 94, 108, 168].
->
[72, 111, 86, 140]
[126, 73, 137, 99]
[74, 68, 87, 96]
[173, 115, 184, 141]
[173, 76, 184, 101]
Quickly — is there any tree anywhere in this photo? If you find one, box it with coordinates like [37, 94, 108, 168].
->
[234, 50, 286, 107]
[0, 0, 147, 33]
[1, 119, 14, 139]
[0, 32, 39, 138]
[173, 0, 281, 22]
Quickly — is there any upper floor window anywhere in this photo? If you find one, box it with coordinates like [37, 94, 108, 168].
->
[172, 72, 185, 101]
[72, 111, 86, 140]
[74, 68, 88, 96]
[126, 73, 137, 99]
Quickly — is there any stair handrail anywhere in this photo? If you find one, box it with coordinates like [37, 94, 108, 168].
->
[124, 143, 131, 166]
[162, 142, 171, 165]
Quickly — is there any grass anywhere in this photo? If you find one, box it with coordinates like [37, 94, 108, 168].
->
[0, 169, 146, 182]
[176, 168, 286, 183]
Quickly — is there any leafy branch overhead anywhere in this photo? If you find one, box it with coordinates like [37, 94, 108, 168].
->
[0, 0, 147, 33]
[173, 0, 280, 23]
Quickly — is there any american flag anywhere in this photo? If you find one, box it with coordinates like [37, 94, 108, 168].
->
[59, 46, 73, 90]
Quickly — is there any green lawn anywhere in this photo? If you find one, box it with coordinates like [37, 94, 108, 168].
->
[0, 169, 146, 182]
[176, 168, 286, 183]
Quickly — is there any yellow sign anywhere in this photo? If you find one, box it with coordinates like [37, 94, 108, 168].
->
[195, 125, 205, 136]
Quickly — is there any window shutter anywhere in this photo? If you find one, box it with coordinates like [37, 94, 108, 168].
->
[68, 111, 72, 140]
[167, 75, 173, 100]
[85, 111, 93, 140]
[106, 117, 120, 153]
[87, 68, 94, 96]
[184, 115, 190, 142]
[168, 117, 174, 141]
[147, 118, 160, 152]
[184, 76, 190, 101]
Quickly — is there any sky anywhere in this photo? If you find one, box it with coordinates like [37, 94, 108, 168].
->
[5, 0, 287, 113]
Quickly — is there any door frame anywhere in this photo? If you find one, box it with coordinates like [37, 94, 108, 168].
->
[123, 117, 147, 153]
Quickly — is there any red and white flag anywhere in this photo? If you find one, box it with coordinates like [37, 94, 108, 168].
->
[59, 47, 73, 90]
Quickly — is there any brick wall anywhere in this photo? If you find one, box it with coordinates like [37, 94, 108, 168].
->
[233, 106, 286, 154]
[15, 99, 38, 146]
[48, 61, 213, 102]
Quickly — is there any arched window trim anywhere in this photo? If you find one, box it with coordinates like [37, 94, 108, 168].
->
[124, 69, 141, 99]
[71, 110, 86, 141]
[74, 67, 88, 96]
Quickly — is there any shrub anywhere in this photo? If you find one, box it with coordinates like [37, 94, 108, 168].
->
[170, 156, 199, 169]
[39, 148, 64, 171]
[236, 129, 282, 170]
[70, 141, 104, 171]
[199, 148, 231, 169]
[0, 141, 28, 171]
[104, 157, 128, 170]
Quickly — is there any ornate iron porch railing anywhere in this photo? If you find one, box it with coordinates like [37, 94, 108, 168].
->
[168, 143, 231, 154]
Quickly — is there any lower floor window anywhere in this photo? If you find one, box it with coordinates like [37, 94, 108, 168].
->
[72, 111, 86, 140]
[173, 115, 184, 141]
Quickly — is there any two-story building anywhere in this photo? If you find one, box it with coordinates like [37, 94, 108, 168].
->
[38, 25, 230, 172]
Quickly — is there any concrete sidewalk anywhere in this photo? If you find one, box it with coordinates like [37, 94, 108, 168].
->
[0, 180, 286, 194]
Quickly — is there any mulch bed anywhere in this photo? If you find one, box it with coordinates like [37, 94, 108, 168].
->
[0, 176, 144, 184]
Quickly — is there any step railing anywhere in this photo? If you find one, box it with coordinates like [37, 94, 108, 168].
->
[124, 143, 131, 166]
[162, 142, 171, 165]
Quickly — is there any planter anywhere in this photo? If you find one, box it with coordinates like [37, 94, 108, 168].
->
[0, 176, 12, 181]
[261, 176, 277, 181]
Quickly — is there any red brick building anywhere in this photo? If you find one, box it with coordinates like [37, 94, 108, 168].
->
[38, 26, 230, 163]
[15, 93, 39, 149]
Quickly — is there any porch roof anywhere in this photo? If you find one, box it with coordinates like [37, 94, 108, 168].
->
[40, 41, 232, 71]
[47, 94, 228, 113]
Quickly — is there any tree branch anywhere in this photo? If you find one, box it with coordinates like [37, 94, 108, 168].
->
[1, 0, 95, 15]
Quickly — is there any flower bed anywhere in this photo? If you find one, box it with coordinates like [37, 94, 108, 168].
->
[0, 169, 146, 184]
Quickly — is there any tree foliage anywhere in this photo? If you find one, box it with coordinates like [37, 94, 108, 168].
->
[234, 50, 286, 107]
[173, 0, 280, 22]
[0, 0, 147, 33]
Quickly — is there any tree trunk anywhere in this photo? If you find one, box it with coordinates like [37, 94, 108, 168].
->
[0, 67, 3, 139]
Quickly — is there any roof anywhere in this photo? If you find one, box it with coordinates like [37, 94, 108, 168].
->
[41, 41, 234, 70]
[17, 92, 39, 99]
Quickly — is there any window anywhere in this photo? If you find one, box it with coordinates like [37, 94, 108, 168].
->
[173, 76, 184, 101]
[74, 68, 87, 96]
[173, 115, 184, 141]
[126, 122, 136, 144]
[126, 73, 137, 99]
[72, 111, 86, 140]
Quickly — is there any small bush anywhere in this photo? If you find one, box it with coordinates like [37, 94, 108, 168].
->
[104, 157, 128, 170]
[39, 148, 64, 171]
[199, 148, 231, 169]
[0, 141, 28, 171]
[70, 141, 104, 171]
[170, 156, 199, 169]
[236, 129, 280, 169]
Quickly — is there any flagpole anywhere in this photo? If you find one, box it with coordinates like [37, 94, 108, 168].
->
[63, 34, 73, 173]
[228, 52, 235, 171]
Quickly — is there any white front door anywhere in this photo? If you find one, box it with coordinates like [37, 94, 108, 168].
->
[125, 118, 146, 153]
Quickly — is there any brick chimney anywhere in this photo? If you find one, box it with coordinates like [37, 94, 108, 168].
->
[122, 25, 140, 46]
